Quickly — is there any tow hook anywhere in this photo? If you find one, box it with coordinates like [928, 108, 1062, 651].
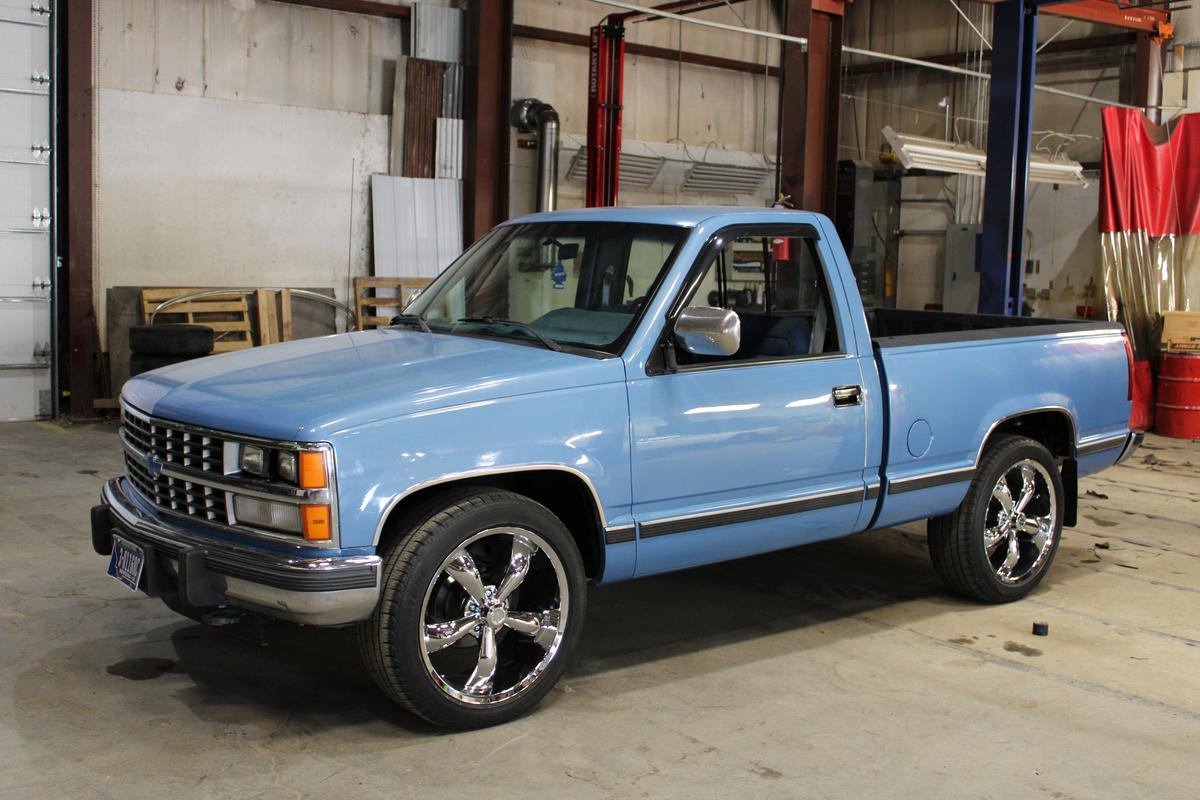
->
[202, 607, 244, 627]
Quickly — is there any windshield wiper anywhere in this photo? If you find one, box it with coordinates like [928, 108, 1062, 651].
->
[388, 313, 431, 334]
[455, 317, 563, 352]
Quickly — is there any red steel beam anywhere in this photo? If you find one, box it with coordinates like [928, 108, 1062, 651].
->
[516, 24, 1132, 80]
[462, 0, 512, 243]
[1041, 1, 1169, 35]
[1133, 30, 1166, 117]
[845, 30, 1136, 76]
[976, 1, 1171, 35]
[614, 0, 754, 24]
[64, 0, 97, 416]
[776, 0, 844, 215]
[264, 0, 411, 18]
[515, 24, 780, 77]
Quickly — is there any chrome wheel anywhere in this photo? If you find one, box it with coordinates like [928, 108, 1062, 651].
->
[418, 527, 568, 705]
[984, 459, 1057, 585]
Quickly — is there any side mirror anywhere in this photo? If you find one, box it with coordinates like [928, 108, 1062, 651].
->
[674, 306, 741, 356]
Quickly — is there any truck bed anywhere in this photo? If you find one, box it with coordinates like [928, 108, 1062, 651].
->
[865, 307, 1106, 345]
[862, 308, 1131, 531]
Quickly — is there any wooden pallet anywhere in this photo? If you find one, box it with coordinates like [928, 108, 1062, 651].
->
[354, 277, 432, 329]
[141, 288, 254, 353]
[255, 288, 295, 345]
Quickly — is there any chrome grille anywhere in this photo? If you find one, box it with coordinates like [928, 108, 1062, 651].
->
[124, 452, 231, 525]
[122, 408, 230, 525]
[122, 409, 226, 473]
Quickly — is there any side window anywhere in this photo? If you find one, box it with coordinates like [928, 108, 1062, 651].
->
[624, 235, 674, 305]
[676, 231, 841, 365]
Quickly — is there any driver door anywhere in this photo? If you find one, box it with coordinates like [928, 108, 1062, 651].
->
[626, 225, 870, 576]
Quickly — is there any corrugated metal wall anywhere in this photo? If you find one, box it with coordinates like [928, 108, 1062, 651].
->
[412, 2, 462, 63]
[401, 57, 444, 179]
[371, 175, 462, 280]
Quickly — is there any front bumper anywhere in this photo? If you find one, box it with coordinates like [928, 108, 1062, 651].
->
[94, 478, 380, 626]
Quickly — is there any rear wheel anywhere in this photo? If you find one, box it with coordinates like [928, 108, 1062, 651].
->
[358, 489, 585, 729]
[927, 434, 1063, 603]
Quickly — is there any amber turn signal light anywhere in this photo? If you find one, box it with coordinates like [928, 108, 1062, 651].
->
[302, 504, 332, 541]
[298, 451, 327, 489]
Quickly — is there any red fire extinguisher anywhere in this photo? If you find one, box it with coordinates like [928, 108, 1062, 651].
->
[771, 237, 789, 261]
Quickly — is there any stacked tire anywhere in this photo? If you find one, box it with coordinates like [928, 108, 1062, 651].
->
[128, 324, 215, 376]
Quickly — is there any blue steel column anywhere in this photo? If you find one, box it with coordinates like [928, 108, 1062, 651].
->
[977, 0, 1038, 315]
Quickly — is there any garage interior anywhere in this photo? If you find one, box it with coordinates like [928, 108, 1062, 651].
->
[2, 0, 1199, 796]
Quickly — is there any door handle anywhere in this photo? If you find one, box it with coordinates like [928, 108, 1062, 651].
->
[832, 385, 862, 407]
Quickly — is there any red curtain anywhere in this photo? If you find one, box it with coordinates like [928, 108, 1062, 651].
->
[1099, 108, 1200, 429]
[1100, 108, 1200, 238]
[1099, 108, 1200, 364]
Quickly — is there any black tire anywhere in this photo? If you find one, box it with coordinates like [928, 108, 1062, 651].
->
[927, 434, 1064, 603]
[129, 353, 193, 376]
[358, 489, 587, 729]
[129, 324, 213, 357]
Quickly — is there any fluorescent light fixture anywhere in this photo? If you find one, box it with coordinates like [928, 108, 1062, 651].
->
[882, 126, 1088, 187]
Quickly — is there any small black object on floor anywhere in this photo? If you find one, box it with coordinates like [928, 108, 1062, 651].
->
[1032, 621, 1049, 636]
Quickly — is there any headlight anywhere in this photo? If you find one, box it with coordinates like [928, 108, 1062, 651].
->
[240, 446, 326, 487]
[240, 445, 267, 476]
[231, 444, 332, 542]
[276, 451, 297, 483]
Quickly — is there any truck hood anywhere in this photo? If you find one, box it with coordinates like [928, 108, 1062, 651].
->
[122, 329, 626, 441]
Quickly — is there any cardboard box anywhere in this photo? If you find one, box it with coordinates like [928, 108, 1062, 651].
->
[1160, 311, 1200, 352]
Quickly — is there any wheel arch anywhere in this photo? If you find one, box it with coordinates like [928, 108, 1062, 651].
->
[977, 407, 1078, 464]
[373, 467, 607, 579]
[976, 406, 1079, 527]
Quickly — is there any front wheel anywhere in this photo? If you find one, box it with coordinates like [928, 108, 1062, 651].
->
[927, 434, 1064, 603]
[358, 489, 586, 729]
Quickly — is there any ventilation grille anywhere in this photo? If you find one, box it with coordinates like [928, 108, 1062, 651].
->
[565, 148, 666, 189]
[680, 163, 770, 195]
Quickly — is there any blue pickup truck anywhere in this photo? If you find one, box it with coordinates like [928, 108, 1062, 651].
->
[92, 207, 1141, 728]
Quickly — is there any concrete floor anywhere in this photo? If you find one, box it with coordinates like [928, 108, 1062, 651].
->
[1, 420, 1197, 799]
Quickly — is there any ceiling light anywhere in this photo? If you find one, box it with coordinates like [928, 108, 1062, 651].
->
[883, 126, 1088, 187]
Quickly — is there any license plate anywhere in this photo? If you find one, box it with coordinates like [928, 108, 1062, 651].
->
[107, 535, 145, 592]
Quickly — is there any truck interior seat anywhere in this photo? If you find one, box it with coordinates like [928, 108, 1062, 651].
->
[736, 313, 813, 358]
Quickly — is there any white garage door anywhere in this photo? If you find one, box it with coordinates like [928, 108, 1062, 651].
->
[0, 0, 54, 420]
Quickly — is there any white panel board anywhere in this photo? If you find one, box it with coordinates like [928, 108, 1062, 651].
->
[411, 3, 463, 63]
[435, 117, 462, 179]
[371, 175, 462, 280]
[94, 88, 390, 346]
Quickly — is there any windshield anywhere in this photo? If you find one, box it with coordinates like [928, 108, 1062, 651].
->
[405, 222, 689, 354]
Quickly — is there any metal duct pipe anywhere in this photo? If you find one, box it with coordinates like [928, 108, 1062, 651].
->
[512, 98, 560, 212]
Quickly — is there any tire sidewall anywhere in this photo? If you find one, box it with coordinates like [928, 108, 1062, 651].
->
[129, 324, 214, 357]
[383, 494, 586, 728]
[969, 439, 1065, 600]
